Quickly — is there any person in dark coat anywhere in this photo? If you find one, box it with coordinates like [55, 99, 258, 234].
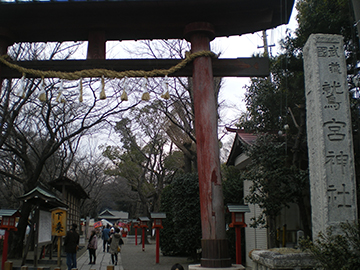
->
[102, 224, 111, 252]
[64, 223, 80, 270]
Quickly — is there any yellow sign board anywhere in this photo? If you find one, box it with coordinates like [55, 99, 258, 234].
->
[51, 208, 67, 236]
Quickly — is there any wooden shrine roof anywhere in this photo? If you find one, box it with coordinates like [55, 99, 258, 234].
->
[0, 0, 295, 44]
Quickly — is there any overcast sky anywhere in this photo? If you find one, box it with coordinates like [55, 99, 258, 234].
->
[80, 4, 299, 160]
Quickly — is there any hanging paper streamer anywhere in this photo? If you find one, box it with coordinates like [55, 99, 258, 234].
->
[99, 75, 106, 100]
[161, 75, 170, 99]
[56, 79, 66, 103]
[121, 76, 128, 101]
[78, 78, 83, 102]
[16, 73, 26, 98]
[141, 77, 150, 101]
[38, 77, 46, 102]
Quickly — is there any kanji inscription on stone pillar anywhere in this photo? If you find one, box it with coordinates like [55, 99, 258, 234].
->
[304, 34, 358, 238]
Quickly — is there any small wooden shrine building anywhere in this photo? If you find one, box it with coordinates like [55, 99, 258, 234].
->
[49, 177, 89, 231]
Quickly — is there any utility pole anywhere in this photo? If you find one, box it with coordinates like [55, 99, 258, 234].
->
[257, 30, 275, 57]
[258, 30, 275, 83]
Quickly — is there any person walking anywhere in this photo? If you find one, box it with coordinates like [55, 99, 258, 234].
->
[64, 223, 80, 270]
[87, 230, 98, 264]
[109, 227, 123, 265]
[171, 263, 184, 270]
[102, 224, 111, 252]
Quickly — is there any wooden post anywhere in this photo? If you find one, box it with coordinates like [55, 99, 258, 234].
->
[282, 224, 286, 247]
[235, 226, 242, 265]
[155, 228, 160, 263]
[57, 237, 61, 267]
[1, 230, 9, 270]
[87, 31, 106, 60]
[4, 261, 12, 270]
[107, 265, 114, 270]
[34, 207, 39, 267]
[184, 22, 231, 268]
[141, 227, 145, 251]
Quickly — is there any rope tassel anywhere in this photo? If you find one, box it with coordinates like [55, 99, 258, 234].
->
[38, 77, 46, 102]
[56, 79, 66, 103]
[99, 75, 106, 100]
[141, 78, 150, 101]
[161, 75, 170, 99]
[78, 78, 83, 102]
[16, 73, 26, 98]
[121, 76, 128, 101]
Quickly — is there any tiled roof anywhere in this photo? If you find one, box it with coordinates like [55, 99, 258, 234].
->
[226, 127, 258, 167]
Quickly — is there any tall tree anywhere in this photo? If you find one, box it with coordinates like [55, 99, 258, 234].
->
[121, 39, 224, 173]
[102, 102, 173, 217]
[238, 0, 359, 244]
[0, 42, 138, 258]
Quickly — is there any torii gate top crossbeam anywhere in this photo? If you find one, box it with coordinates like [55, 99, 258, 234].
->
[0, 0, 294, 44]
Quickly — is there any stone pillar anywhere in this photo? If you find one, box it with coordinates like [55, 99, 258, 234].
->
[184, 22, 231, 268]
[304, 34, 358, 238]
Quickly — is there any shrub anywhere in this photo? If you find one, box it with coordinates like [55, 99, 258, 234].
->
[300, 221, 360, 270]
[160, 173, 202, 260]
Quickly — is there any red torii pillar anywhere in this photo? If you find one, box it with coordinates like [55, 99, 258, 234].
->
[184, 22, 231, 268]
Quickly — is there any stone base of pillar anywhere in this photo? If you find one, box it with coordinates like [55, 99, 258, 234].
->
[189, 264, 245, 270]
[200, 239, 231, 268]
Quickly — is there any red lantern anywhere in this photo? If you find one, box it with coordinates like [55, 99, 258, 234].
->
[0, 211, 20, 231]
[150, 213, 166, 264]
[138, 217, 150, 252]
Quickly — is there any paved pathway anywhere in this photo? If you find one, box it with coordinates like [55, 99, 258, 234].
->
[76, 236, 191, 270]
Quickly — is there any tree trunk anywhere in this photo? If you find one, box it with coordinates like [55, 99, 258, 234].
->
[8, 203, 32, 258]
[297, 195, 312, 239]
[267, 216, 277, 248]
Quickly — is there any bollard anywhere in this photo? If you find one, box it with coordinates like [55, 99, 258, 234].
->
[21, 266, 28, 270]
[54, 268, 61, 270]
[4, 261, 12, 270]
[107, 266, 114, 270]
[282, 224, 287, 247]
[37, 267, 44, 270]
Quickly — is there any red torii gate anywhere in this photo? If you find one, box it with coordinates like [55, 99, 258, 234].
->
[0, 0, 294, 268]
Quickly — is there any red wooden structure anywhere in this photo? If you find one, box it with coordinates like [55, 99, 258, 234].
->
[0, 210, 21, 270]
[227, 204, 250, 265]
[151, 213, 166, 264]
[132, 221, 140, 246]
[138, 217, 150, 252]
[0, 1, 295, 267]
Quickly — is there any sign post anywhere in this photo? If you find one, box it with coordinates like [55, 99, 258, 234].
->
[51, 208, 67, 267]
